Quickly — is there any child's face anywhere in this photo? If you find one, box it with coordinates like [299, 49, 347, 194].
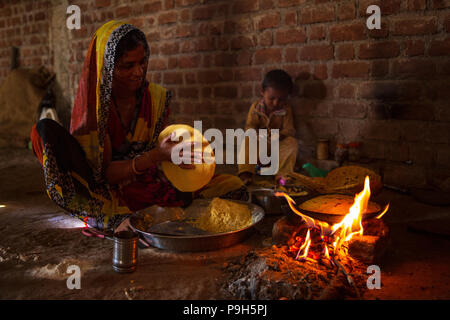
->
[261, 87, 289, 111]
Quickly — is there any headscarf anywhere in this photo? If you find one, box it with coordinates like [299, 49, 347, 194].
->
[70, 20, 170, 183]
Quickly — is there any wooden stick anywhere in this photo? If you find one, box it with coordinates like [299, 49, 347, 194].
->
[332, 256, 361, 299]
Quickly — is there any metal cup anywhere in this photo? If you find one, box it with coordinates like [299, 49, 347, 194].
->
[112, 230, 138, 273]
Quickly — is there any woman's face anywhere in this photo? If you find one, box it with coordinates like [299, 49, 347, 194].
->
[113, 44, 147, 94]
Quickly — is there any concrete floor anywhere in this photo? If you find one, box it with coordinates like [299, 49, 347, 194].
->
[0, 148, 449, 300]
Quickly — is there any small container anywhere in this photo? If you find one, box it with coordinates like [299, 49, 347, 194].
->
[112, 230, 138, 273]
[348, 141, 361, 162]
[316, 139, 329, 160]
[335, 143, 349, 165]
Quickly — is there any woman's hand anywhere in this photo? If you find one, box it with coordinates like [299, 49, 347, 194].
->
[153, 133, 200, 169]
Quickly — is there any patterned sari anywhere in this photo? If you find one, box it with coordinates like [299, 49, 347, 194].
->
[31, 21, 185, 231]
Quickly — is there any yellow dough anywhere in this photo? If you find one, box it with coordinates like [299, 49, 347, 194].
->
[158, 124, 215, 192]
[193, 198, 253, 233]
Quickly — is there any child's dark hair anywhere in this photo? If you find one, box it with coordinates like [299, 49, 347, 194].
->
[115, 28, 149, 61]
[262, 69, 293, 94]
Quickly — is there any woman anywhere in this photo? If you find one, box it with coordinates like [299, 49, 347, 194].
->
[30, 21, 200, 233]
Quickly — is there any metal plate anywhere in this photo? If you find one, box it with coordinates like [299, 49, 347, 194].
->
[129, 199, 265, 252]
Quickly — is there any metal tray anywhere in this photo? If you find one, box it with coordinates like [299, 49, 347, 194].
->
[129, 199, 265, 252]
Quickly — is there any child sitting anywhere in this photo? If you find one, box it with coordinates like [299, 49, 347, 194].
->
[238, 69, 298, 186]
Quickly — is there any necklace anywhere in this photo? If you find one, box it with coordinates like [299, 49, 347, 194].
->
[112, 96, 131, 133]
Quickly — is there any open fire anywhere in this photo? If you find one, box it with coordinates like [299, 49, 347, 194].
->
[275, 176, 389, 265]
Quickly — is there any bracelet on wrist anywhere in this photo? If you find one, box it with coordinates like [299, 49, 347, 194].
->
[131, 155, 145, 176]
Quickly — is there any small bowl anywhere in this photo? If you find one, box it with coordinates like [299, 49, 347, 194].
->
[248, 188, 283, 215]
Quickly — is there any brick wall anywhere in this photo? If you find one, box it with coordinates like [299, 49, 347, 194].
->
[0, 0, 51, 78]
[0, 0, 449, 188]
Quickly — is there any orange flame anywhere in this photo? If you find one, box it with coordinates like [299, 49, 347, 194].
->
[296, 229, 311, 260]
[330, 176, 371, 250]
[276, 175, 389, 261]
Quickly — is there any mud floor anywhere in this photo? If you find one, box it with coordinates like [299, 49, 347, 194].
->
[0, 148, 449, 300]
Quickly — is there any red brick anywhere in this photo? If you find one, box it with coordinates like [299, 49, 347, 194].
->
[230, 36, 255, 50]
[176, 0, 200, 6]
[359, 0, 402, 15]
[95, 0, 110, 7]
[196, 37, 216, 51]
[284, 65, 311, 80]
[370, 60, 389, 78]
[359, 81, 399, 100]
[180, 8, 190, 22]
[232, 0, 258, 13]
[429, 38, 450, 56]
[159, 41, 179, 55]
[337, 1, 355, 21]
[214, 53, 235, 67]
[405, 40, 425, 56]
[165, 0, 175, 9]
[338, 83, 356, 98]
[144, 1, 162, 12]
[307, 119, 339, 137]
[302, 82, 327, 99]
[309, 25, 326, 40]
[236, 51, 252, 66]
[198, 21, 224, 35]
[300, 44, 334, 60]
[368, 22, 389, 38]
[431, 0, 450, 9]
[445, 15, 450, 32]
[407, 0, 427, 10]
[285, 48, 298, 63]
[178, 87, 199, 99]
[259, 30, 273, 47]
[301, 5, 335, 24]
[234, 68, 262, 81]
[398, 82, 423, 100]
[330, 23, 366, 42]
[214, 86, 238, 98]
[255, 12, 280, 30]
[336, 43, 354, 60]
[254, 48, 282, 64]
[332, 102, 367, 119]
[332, 62, 370, 79]
[285, 12, 297, 26]
[260, 0, 276, 10]
[393, 60, 436, 78]
[360, 120, 402, 141]
[359, 41, 400, 59]
[193, 5, 216, 20]
[163, 72, 183, 84]
[275, 28, 306, 45]
[178, 55, 200, 68]
[158, 11, 177, 25]
[392, 17, 438, 36]
[313, 64, 328, 80]
[198, 70, 222, 83]
[176, 25, 195, 38]
[116, 6, 131, 18]
[168, 57, 177, 69]
[149, 58, 167, 70]
[279, 0, 307, 7]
